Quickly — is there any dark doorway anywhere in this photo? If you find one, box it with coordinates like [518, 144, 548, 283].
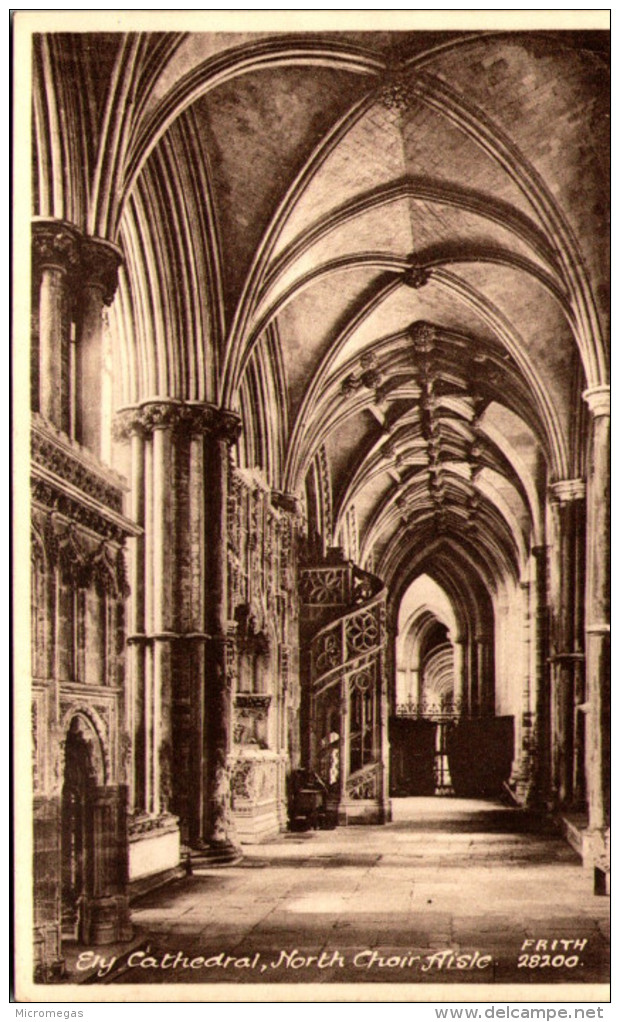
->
[61, 719, 96, 943]
[446, 716, 515, 797]
[389, 718, 437, 796]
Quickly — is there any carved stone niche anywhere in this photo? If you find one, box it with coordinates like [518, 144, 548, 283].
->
[234, 602, 271, 694]
[233, 693, 272, 749]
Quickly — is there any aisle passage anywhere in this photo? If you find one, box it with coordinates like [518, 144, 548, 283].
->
[97, 800, 608, 986]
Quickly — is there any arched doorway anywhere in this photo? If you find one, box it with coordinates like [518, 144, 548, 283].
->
[61, 718, 98, 942]
[389, 570, 512, 799]
[60, 714, 131, 948]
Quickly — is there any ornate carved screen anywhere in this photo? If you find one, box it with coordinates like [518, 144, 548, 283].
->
[301, 561, 390, 824]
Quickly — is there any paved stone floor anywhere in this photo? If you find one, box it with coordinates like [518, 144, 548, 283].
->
[85, 799, 610, 989]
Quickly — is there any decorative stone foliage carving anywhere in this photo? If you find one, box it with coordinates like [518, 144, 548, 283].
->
[317, 444, 333, 543]
[81, 237, 123, 307]
[230, 759, 253, 801]
[32, 511, 129, 596]
[31, 414, 126, 512]
[230, 755, 278, 805]
[235, 694, 272, 712]
[378, 70, 421, 112]
[89, 542, 120, 596]
[31, 219, 81, 274]
[409, 321, 439, 354]
[340, 352, 383, 398]
[403, 265, 431, 289]
[57, 527, 90, 588]
[226, 467, 298, 641]
[31, 478, 128, 542]
[113, 402, 242, 443]
[32, 221, 122, 310]
[225, 627, 239, 692]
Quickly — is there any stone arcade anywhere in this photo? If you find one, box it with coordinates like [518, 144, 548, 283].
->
[24, 26, 609, 982]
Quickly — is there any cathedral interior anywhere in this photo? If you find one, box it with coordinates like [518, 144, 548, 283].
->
[26, 25, 610, 985]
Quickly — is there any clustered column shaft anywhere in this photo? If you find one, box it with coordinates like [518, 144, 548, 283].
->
[32, 218, 122, 455]
[582, 386, 610, 868]
[114, 401, 242, 854]
[548, 479, 586, 810]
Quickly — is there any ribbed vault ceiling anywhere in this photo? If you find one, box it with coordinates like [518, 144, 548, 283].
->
[34, 28, 609, 603]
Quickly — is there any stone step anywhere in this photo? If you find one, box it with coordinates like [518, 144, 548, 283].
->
[185, 846, 243, 870]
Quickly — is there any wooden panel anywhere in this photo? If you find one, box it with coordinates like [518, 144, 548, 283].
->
[389, 718, 437, 796]
[447, 716, 514, 797]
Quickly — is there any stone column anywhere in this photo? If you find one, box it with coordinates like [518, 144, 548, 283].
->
[548, 479, 585, 809]
[475, 634, 493, 716]
[31, 219, 81, 431]
[115, 402, 235, 855]
[582, 386, 610, 871]
[531, 544, 550, 806]
[466, 635, 477, 716]
[378, 602, 391, 821]
[572, 494, 587, 809]
[87, 786, 132, 945]
[415, 666, 424, 708]
[203, 409, 242, 855]
[186, 425, 207, 846]
[126, 426, 146, 812]
[76, 237, 123, 456]
[113, 402, 181, 822]
[511, 581, 533, 799]
[339, 672, 349, 804]
[33, 796, 64, 981]
[452, 636, 466, 713]
[150, 417, 174, 815]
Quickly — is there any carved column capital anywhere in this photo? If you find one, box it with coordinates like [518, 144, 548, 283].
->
[32, 221, 124, 305]
[211, 407, 243, 445]
[81, 236, 123, 306]
[111, 402, 181, 440]
[271, 490, 300, 516]
[112, 407, 146, 442]
[549, 478, 586, 503]
[138, 400, 179, 434]
[582, 385, 610, 418]
[113, 401, 242, 443]
[32, 218, 81, 274]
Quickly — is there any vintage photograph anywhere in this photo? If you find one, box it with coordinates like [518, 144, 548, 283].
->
[13, 10, 610, 1002]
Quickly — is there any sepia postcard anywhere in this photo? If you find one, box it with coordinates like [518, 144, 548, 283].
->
[12, 9, 610, 1004]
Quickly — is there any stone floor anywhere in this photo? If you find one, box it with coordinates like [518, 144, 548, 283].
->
[79, 798, 610, 989]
